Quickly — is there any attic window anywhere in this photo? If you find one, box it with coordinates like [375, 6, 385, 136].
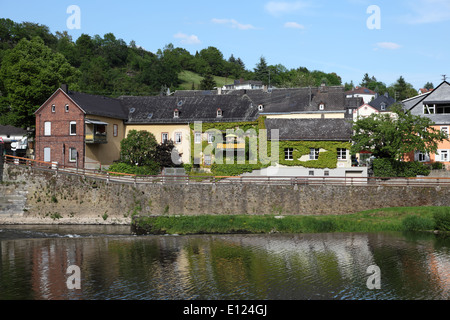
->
[319, 103, 325, 111]
[65, 104, 69, 112]
[177, 100, 184, 107]
[217, 108, 223, 118]
[381, 103, 386, 111]
[147, 113, 153, 119]
[174, 109, 179, 118]
[129, 108, 136, 114]
[51, 105, 56, 113]
[258, 104, 264, 112]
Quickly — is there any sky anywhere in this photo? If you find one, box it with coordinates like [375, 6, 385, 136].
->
[1, 0, 450, 90]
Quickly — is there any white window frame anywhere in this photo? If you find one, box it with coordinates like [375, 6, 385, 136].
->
[44, 147, 51, 162]
[65, 104, 69, 112]
[337, 148, 347, 160]
[284, 148, 294, 161]
[194, 132, 202, 144]
[70, 121, 77, 136]
[174, 110, 179, 118]
[162, 133, 169, 144]
[69, 148, 77, 163]
[438, 150, 449, 162]
[309, 148, 320, 160]
[217, 109, 223, 117]
[113, 124, 118, 137]
[424, 104, 435, 114]
[175, 132, 182, 144]
[415, 151, 430, 162]
[441, 126, 449, 137]
[44, 122, 51, 136]
[207, 133, 214, 144]
[51, 105, 56, 113]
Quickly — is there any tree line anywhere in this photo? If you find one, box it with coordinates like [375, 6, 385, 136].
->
[0, 18, 425, 129]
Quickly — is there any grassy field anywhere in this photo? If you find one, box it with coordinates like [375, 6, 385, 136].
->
[133, 206, 450, 235]
[178, 70, 232, 90]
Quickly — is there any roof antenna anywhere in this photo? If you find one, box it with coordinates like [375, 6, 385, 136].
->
[442, 75, 447, 81]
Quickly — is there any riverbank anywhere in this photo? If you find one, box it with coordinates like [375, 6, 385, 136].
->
[131, 206, 450, 235]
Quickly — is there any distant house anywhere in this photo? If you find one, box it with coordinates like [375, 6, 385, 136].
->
[345, 86, 377, 104]
[34, 85, 128, 169]
[222, 79, 264, 91]
[403, 80, 450, 169]
[353, 92, 397, 120]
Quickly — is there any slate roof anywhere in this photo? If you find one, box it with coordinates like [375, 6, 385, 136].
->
[422, 81, 450, 104]
[265, 118, 353, 141]
[67, 91, 128, 120]
[369, 94, 397, 111]
[0, 125, 27, 136]
[345, 87, 376, 95]
[120, 94, 259, 124]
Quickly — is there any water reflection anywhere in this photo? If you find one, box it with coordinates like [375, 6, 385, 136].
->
[0, 228, 449, 300]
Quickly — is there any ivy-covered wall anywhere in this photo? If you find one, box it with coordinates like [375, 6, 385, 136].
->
[186, 117, 352, 175]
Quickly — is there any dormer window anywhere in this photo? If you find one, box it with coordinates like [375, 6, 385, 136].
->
[319, 103, 325, 111]
[380, 103, 386, 111]
[174, 109, 179, 118]
[258, 104, 264, 112]
[217, 108, 223, 118]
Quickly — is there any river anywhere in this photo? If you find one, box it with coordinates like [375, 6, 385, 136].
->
[0, 225, 448, 301]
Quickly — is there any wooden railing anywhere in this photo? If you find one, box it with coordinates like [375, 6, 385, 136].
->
[3, 155, 450, 187]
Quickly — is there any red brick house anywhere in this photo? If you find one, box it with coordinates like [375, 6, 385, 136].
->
[34, 85, 127, 169]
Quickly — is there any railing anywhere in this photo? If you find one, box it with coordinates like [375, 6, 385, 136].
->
[4, 155, 450, 187]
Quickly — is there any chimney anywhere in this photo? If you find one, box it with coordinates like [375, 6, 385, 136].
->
[61, 84, 68, 93]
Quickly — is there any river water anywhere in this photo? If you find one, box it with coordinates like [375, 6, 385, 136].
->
[0, 225, 448, 300]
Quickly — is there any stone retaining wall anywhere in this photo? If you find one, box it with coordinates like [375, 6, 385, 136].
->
[1, 164, 450, 224]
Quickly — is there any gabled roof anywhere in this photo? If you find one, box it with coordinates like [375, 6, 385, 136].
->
[0, 125, 27, 136]
[120, 94, 259, 124]
[265, 118, 353, 141]
[35, 87, 128, 120]
[369, 94, 397, 111]
[422, 81, 450, 104]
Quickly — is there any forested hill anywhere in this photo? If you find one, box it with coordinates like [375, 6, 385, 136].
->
[0, 18, 417, 129]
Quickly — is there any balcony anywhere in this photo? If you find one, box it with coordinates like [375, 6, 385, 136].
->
[85, 119, 108, 144]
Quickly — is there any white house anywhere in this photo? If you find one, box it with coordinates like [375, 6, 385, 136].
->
[345, 87, 377, 104]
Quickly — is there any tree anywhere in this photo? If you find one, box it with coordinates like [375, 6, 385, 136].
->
[120, 130, 158, 166]
[424, 82, 434, 90]
[351, 105, 448, 160]
[254, 56, 269, 85]
[199, 73, 216, 90]
[155, 140, 180, 168]
[0, 37, 78, 128]
[389, 76, 417, 101]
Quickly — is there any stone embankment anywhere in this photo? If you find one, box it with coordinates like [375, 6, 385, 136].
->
[1, 163, 450, 226]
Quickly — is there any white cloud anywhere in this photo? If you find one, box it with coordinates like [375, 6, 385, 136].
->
[284, 21, 305, 29]
[173, 33, 201, 45]
[376, 42, 402, 50]
[211, 18, 256, 30]
[403, 0, 450, 24]
[265, 1, 310, 16]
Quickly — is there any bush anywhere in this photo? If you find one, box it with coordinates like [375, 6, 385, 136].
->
[108, 162, 161, 176]
[373, 159, 430, 177]
[433, 210, 450, 231]
[402, 215, 435, 231]
[302, 217, 337, 233]
[431, 162, 444, 170]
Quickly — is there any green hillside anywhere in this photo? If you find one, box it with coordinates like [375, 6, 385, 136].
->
[178, 70, 232, 90]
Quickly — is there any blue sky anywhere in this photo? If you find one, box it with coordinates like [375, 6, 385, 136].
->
[1, 0, 450, 90]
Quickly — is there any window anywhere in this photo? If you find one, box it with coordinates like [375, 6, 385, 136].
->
[380, 103, 386, 111]
[439, 150, 449, 162]
[217, 109, 223, 117]
[175, 132, 182, 144]
[195, 132, 202, 144]
[284, 148, 294, 161]
[44, 148, 51, 162]
[309, 148, 320, 160]
[441, 127, 449, 137]
[65, 104, 69, 112]
[113, 124, 118, 137]
[415, 151, 430, 162]
[319, 103, 325, 111]
[69, 148, 77, 162]
[309, 171, 315, 176]
[44, 122, 51, 136]
[258, 105, 264, 112]
[337, 148, 347, 160]
[70, 121, 77, 135]
[162, 133, 169, 143]
[174, 109, 179, 118]
[324, 170, 330, 176]
[436, 105, 450, 114]
[424, 104, 435, 114]
[51, 105, 56, 113]
[207, 133, 214, 144]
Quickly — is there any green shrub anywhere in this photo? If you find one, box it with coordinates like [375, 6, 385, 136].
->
[431, 162, 444, 170]
[108, 162, 161, 176]
[373, 159, 430, 177]
[402, 215, 435, 231]
[433, 210, 450, 231]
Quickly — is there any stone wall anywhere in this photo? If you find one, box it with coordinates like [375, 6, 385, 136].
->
[1, 164, 450, 224]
